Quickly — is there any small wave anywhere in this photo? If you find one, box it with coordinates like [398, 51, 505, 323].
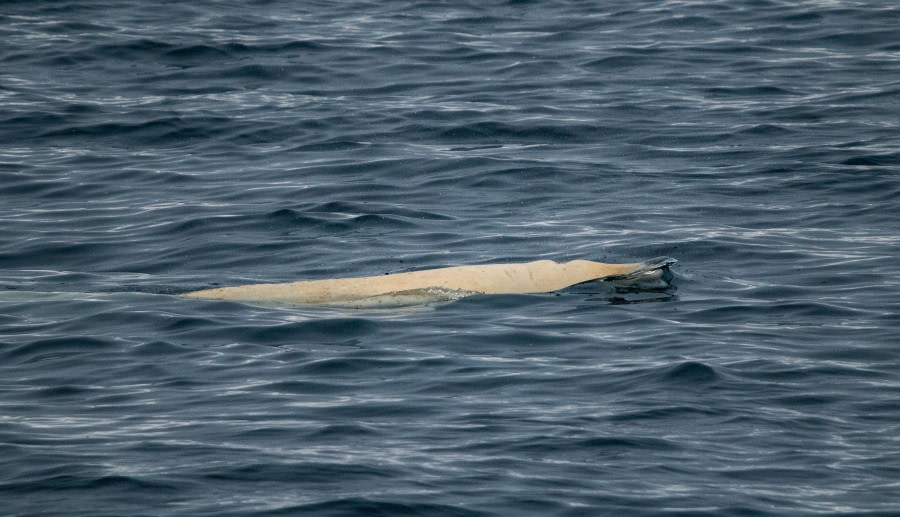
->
[437, 121, 583, 143]
[663, 361, 720, 384]
[843, 153, 900, 166]
[272, 498, 482, 517]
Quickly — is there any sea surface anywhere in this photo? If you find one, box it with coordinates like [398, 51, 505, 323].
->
[1, 1, 899, 515]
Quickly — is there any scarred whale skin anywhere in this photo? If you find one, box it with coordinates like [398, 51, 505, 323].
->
[182, 257, 675, 305]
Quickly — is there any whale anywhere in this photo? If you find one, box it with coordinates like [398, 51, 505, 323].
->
[182, 257, 676, 307]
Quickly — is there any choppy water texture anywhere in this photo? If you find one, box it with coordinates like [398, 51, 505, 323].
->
[2, 1, 899, 515]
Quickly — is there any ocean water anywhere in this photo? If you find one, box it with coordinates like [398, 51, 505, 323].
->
[1, 1, 899, 515]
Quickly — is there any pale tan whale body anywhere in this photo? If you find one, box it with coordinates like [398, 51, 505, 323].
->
[183, 257, 675, 306]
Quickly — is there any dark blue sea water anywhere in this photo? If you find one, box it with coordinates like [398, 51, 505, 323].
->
[2, 1, 899, 515]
